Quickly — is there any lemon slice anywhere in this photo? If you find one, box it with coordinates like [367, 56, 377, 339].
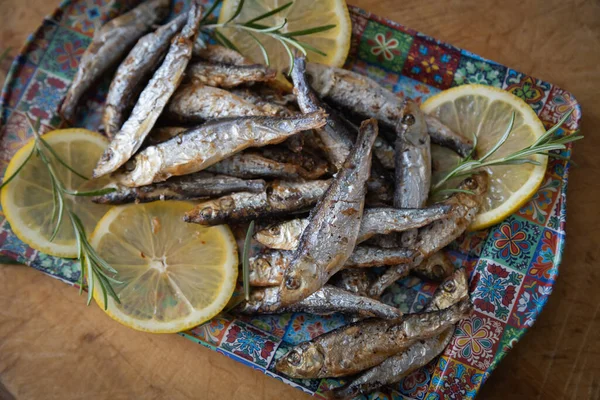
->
[217, 0, 351, 70]
[422, 84, 547, 230]
[1, 129, 111, 257]
[90, 201, 238, 333]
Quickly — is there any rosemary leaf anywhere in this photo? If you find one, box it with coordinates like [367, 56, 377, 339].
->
[214, 30, 241, 52]
[200, 0, 222, 23]
[65, 187, 117, 197]
[48, 182, 64, 243]
[479, 112, 514, 162]
[293, 39, 327, 57]
[247, 31, 270, 66]
[283, 24, 336, 37]
[277, 38, 295, 74]
[226, 0, 245, 23]
[0, 146, 35, 189]
[246, 2, 292, 24]
[242, 220, 255, 301]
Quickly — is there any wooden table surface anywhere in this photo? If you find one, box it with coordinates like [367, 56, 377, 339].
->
[1, 0, 599, 399]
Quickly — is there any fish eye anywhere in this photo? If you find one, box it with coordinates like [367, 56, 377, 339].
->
[288, 350, 302, 366]
[464, 177, 477, 189]
[432, 264, 446, 278]
[200, 207, 214, 218]
[269, 226, 281, 234]
[402, 113, 416, 126]
[443, 280, 456, 293]
[125, 159, 136, 171]
[285, 275, 301, 290]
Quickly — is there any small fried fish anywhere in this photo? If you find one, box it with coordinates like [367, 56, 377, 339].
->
[254, 205, 451, 250]
[187, 61, 276, 88]
[332, 328, 454, 399]
[115, 110, 327, 187]
[94, 3, 203, 178]
[184, 180, 331, 225]
[236, 285, 403, 320]
[275, 299, 472, 379]
[279, 119, 378, 305]
[426, 268, 469, 312]
[103, 14, 187, 138]
[60, 0, 170, 123]
[425, 114, 474, 157]
[329, 269, 372, 297]
[92, 172, 266, 204]
[206, 152, 324, 180]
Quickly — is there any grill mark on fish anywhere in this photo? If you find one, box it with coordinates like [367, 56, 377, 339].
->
[60, 0, 170, 123]
[184, 180, 331, 225]
[93, 3, 203, 178]
[103, 14, 187, 138]
[92, 172, 266, 204]
[279, 119, 378, 305]
[275, 299, 472, 379]
[114, 110, 327, 187]
[236, 285, 403, 319]
[187, 61, 276, 88]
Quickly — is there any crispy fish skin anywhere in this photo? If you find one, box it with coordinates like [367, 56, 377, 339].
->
[229, 86, 296, 117]
[412, 251, 455, 282]
[257, 146, 330, 180]
[165, 82, 265, 123]
[425, 114, 474, 157]
[254, 218, 310, 251]
[305, 62, 407, 131]
[345, 246, 420, 268]
[248, 246, 418, 287]
[206, 152, 323, 180]
[93, 3, 202, 178]
[332, 328, 454, 399]
[329, 269, 372, 297]
[146, 126, 189, 145]
[394, 100, 431, 209]
[292, 56, 354, 169]
[237, 285, 403, 319]
[115, 110, 327, 187]
[60, 0, 170, 123]
[368, 174, 489, 297]
[279, 119, 378, 305]
[254, 205, 451, 250]
[192, 44, 252, 65]
[187, 61, 276, 88]
[103, 14, 187, 138]
[275, 299, 472, 379]
[92, 172, 266, 204]
[184, 179, 331, 225]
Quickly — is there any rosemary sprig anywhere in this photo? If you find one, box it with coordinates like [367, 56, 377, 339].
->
[242, 220, 255, 301]
[432, 109, 583, 195]
[201, 0, 336, 73]
[0, 117, 119, 308]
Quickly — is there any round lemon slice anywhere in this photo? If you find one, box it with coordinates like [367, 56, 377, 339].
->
[1, 129, 111, 257]
[422, 84, 547, 230]
[218, 0, 351, 70]
[90, 201, 238, 333]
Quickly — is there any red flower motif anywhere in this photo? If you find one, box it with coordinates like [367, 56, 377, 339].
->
[502, 285, 516, 306]
[226, 325, 241, 343]
[292, 315, 305, 332]
[474, 298, 495, 313]
[494, 221, 528, 258]
[47, 77, 66, 89]
[487, 264, 509, 278]
[55, 40, 86, 70]
[469, 271, 480, 293]
[307, 322, 325, 338]
[26, 82, 40, 101]
[260, 340, 275, 359]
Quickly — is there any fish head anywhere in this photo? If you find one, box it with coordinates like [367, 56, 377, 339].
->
[279, 254, 326, 305]
[424, 252, 455, 281]
[275, 342, 325, 379]
[400, 100, 428, 147]
[427, 268, 469, 311]
[460, 172, 489, 197]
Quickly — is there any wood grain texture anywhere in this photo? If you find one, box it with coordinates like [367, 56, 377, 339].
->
[0, 0, 599, 399]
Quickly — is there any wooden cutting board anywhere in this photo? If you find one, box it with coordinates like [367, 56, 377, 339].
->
[1, 0, 599, 399]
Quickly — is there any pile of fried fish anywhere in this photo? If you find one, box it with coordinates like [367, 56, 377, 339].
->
[59, 0, 489, 397]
